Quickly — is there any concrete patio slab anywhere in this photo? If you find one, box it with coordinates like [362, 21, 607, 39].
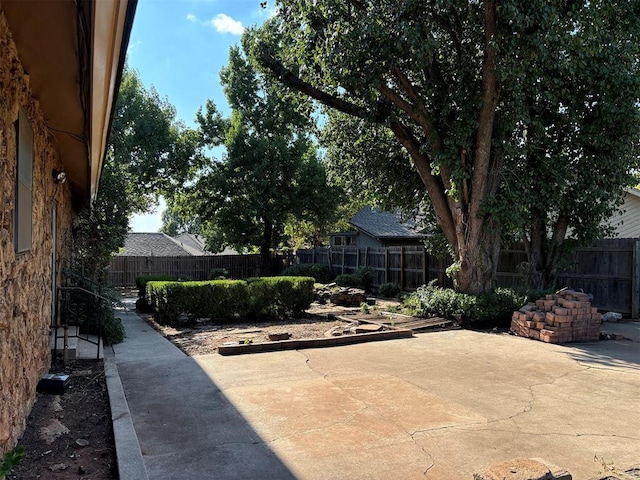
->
[110, 308, 640, 480]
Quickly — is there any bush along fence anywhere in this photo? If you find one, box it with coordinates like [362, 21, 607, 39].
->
[296, 238, 640, 317]
[145, 276, 315, 326]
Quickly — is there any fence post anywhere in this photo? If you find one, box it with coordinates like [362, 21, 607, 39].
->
[385, 249, 389, 283]
[633, 240, 640, 319]
[400, 246, 404, 290]
[422, 247, 426, 286]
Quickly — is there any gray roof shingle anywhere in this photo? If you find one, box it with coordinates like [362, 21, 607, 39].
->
[117, 233, 195, 256]
[349, 206, 423, 240]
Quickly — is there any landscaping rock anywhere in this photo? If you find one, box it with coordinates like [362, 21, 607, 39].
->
[329, 287, 366, 307]
[268, 332, 291, 341]
[354, 324, 382, 333]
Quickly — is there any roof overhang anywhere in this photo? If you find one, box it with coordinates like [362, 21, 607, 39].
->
[2, 0, 136, 203]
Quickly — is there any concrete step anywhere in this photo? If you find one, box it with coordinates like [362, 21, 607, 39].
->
[50, 326, 79, 359]
[50, 326, 104, 360]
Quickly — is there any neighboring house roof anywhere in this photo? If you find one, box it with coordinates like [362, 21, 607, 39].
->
[2, 0, 137, 202]
[117, 233, 197, 256]
[349, 206, 424, 240]
[173, 233, 243, 255]
[174, 233, 210, 255]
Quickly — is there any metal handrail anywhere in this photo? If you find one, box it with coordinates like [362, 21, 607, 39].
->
[52, 285, 110, 362]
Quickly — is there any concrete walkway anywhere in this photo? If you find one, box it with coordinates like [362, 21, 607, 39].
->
[108, 308, 640, 480]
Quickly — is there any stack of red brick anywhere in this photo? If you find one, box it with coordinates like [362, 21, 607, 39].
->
[510, 289, 602, 343]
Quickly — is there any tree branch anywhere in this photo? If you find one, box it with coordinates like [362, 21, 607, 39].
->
[258, 46, 381, 122]
[470, 0, 500, 224]
[387, 118, 456, 248]
[390, 67, 443, 152]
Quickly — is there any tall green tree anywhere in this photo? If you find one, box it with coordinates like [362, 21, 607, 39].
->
[251, 0, 640, 294]
[73, 67, 201, 280]
[188, 39, 338, 273]
[497, 3, 640, 288]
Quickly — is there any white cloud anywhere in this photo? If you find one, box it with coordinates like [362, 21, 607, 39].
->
[186, 13, 245, 36]
[210, 13, 244, 35]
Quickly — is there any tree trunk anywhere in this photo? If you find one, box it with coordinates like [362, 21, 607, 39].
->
[259, 215, 274, 276]
[454, 223, 501, 294]
[524, 213, 569, 290]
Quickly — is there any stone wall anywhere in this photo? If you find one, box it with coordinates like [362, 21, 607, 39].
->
[0, 12, 74, 454]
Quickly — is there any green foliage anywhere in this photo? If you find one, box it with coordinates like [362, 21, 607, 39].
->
[209, 268, 229, 280]
[403, 281, 534, 328]
[251, 1, 640, 294]
[360, 302, 370, 314]
[147, 280, 250, 326]
[335, 267, 375, 293]
[281, 263, 333, 283]
[334, 274, 360, 288]
[1, 446, 24, 476]
[247, 276, 315, 318]
[160, 202, 202, 237]
[179, 38, 338, 274]
[136, 274, 176, 298]
[73, 67, 200, 281]
[377, 282, 400, 298]
[146, 277, 314, 326]
[101, 308, 126, 346]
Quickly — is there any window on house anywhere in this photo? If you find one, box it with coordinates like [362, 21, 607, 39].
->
[15, 109, 33, 253]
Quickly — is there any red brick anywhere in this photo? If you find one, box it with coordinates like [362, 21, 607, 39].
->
[552, 306, 569, 316]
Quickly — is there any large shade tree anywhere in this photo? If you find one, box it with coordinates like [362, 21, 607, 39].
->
[185, 39, 338, 273]
[251, 0, 640, 294]
[74, 67, 201, 280]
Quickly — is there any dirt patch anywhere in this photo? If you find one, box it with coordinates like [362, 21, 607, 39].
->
[8, 360, 116, 480]
[137, 301, 405, 357]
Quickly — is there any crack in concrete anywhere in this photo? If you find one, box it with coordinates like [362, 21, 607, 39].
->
[298, 350, 329, 379]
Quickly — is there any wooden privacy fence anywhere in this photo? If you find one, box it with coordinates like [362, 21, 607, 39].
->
[108, 255, 263, 287]
[296, 238, 640, 317]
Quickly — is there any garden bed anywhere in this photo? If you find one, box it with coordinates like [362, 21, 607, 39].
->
[137, 301, 416, 356]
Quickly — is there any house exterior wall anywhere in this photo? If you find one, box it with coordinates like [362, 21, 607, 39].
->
[354, 233, 384, 249]
[0, 13, 74, 454]
[609, 190, 640, 238]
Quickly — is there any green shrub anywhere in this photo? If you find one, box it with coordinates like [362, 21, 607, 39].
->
[146, 277, 314, 326]
[403, 281, 529, 328]
[135, 274, 175, 298]
[209, 268, 229, 280]
[334, 267, 375, 293]
[1, 446, 25, 477]
[377, 282, 401, 298]
[335, 273, 360, 288]
[281, 263, 333, 283]
[247, 276, 315, 317]
[101, 308, 126, 345]
[147, 280, 249, 326]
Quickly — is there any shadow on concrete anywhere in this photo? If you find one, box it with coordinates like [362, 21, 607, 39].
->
[112, 310, 296, 480]
[562, 340, 640, 371]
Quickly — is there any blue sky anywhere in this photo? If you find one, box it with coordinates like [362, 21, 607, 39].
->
[127, 0, 273, 232]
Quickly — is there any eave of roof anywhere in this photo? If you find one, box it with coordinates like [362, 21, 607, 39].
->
[2, 0, 137, 203]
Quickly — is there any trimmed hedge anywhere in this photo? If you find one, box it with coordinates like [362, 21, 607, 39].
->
[135, 274, 175, 298]
[247, 276, 315, 317]
[147, 276, 314, 326]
